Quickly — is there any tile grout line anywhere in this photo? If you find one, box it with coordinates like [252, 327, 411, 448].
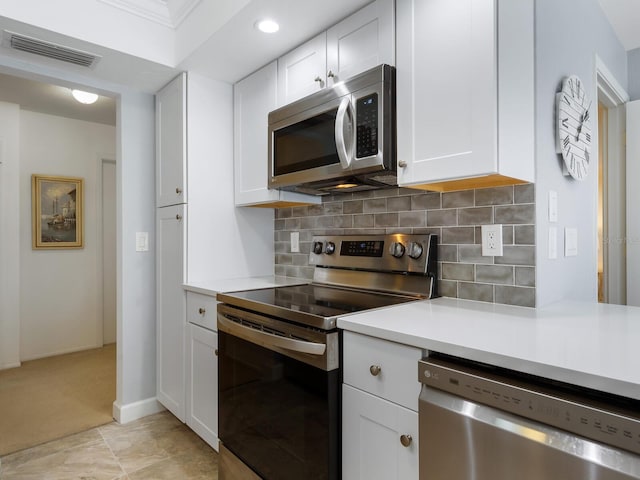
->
[97, 425, 129, 480]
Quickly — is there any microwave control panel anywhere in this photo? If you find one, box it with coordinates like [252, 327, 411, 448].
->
[356, 93, 378, 158]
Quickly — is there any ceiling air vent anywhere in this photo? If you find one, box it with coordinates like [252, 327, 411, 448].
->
[3, 31, 101, 68]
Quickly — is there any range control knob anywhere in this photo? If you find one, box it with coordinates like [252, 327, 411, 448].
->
[407, 242, 423, 259]
[313, 241, 324, 254]
[325, 242, 336, 254]
[389, 242, 406, 258]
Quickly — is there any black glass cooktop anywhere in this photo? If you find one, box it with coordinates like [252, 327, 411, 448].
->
[218, 283, 421, 330]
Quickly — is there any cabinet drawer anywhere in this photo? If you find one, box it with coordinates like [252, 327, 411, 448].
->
[343, 331, 422, 411]
[186, 292, 218, 331]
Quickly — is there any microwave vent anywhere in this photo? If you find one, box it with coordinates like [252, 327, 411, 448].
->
[3, 30, 101, 68]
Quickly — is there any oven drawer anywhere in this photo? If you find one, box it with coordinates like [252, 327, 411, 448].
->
[343, 331, 422, 411]
[186, 292, 218, 331]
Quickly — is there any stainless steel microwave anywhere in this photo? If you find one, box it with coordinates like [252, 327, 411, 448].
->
[268, 64, 396, 195]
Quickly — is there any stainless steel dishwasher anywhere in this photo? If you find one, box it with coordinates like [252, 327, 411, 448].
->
[418, 354, 640, 479]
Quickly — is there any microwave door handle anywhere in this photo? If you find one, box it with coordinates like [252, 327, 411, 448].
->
[335, 97, 354, 169]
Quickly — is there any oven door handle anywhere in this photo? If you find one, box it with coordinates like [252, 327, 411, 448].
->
[217, 314, 327, 356]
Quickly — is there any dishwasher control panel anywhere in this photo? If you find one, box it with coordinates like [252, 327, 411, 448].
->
[419, 357, 640, 456]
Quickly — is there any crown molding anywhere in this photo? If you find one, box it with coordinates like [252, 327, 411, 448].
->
[98, 0, 202, 29]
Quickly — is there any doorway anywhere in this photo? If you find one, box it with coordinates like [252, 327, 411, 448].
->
[0, 72, 118, 455]
[596, 58, 629, 304]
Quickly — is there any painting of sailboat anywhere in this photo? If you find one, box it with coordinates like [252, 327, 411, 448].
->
[32, 175, 84, 249]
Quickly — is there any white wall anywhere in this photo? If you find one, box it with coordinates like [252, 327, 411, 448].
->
[0, 102, 21, 369]
[535, 0, 628, 306]
[19, 111, 116, 360]
[186, 73, 274, 283]
[0, 0, 174, 66]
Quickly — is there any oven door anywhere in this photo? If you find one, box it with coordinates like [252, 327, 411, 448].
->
[217, 304, 340, 480]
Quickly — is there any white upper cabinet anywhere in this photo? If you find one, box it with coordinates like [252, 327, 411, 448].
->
[277, 33, 328, 106]
[396, 0, 534, 191]
[234, 61, 320, 207]
[156, 73, 187, 207]
[326, 0, 395, 85]
[277, 0, 395, 106]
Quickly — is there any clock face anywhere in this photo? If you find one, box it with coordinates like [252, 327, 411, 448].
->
[556, 75, 592, 181]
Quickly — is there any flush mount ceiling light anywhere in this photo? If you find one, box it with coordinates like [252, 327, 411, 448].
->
[255, 19, 279, 33]
[71, 89, 99, 104]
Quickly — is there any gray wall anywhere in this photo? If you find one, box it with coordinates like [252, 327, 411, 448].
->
[628, 47, 640, 101]
[275, 185, 536, 308]
[534, 0, 627, 307]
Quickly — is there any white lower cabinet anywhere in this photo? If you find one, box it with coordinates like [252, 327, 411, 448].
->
[185, 291, 219, 450]
[156, 204, 187, 421]
[342, 385, 418, 480]
[186, 322, 218, 451]
[342, 331, 422, 479]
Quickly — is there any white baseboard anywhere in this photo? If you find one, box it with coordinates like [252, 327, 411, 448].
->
[112, 397, 165, 424]
[0, 361, 21, 370]
[21, 343, 103, 362]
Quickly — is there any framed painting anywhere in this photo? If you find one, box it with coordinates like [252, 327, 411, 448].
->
[32, 174, 84, 249]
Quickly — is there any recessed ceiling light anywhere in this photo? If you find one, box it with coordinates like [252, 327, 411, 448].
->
[255, 19, 279, 34]
[71, 89, 98, 105]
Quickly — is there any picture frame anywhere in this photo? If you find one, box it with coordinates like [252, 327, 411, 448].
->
[32, 174, 84, 249]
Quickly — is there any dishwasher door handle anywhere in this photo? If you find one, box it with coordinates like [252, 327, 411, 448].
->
[217, 314, 326, 356]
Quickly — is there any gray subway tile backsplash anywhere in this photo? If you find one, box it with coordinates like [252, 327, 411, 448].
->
[274, 184, 536, 307]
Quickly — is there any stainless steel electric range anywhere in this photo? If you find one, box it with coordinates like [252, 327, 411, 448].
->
[216, 233, 438, 480]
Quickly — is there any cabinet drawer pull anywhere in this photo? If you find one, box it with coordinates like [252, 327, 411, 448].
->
[314, 76, 323, 83]
[176, 214, 182, 221]
[176, 187, 182, 194]
[369, 365, 381, 376]
[400, 434, 412, 447]
[198, 307, 206, 315]
[327, 70, 335, 78]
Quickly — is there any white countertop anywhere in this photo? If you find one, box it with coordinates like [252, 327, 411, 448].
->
[338, 297, 640, 400]
[183, 275, 307, 297]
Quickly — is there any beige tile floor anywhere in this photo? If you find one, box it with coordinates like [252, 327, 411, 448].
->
[0, 411, 219, 480]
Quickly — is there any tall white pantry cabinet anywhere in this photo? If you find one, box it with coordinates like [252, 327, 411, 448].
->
[155, 72, 273, 449]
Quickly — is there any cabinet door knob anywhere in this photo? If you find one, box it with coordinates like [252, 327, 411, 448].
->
[327, 70, 335, 78]
[214, 349, 218, 356]
[198, 307, 206, 315]
[314, 76, 323, 83]
[400, 434, 413, 447]
[176, 187, 182, 194]
[176, 214, 182, 221]
[398, 160, 408, 168]
[369, 365, 381, 376]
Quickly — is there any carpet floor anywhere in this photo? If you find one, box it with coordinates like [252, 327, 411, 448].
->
[0, 344, 116, 456]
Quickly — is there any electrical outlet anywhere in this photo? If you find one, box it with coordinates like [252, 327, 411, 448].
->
[290, 231, 300, 253]
[481, 224, 503, 256]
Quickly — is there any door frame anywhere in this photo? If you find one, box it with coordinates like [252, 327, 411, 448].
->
[595, 55, 629, 304]
[96, 156, 117, 347]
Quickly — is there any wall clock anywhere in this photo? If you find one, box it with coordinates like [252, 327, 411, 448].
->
[555, 75, 592, 181]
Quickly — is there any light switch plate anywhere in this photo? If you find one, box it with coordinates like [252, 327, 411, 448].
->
[548, 190, 558, 222]
[136, 232, 149, 252]
[290, 231, 300, 253]
[564, 228, 578, 257]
